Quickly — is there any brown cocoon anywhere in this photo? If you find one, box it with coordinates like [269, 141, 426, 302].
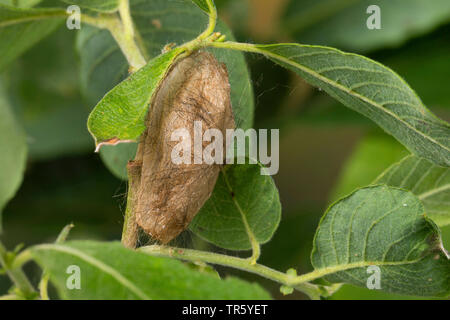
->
[133, 51, 235, 244]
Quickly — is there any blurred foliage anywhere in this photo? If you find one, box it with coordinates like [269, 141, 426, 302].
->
[1, 0, 449, 299]
[0, 79, 27, 232]
[3, 27, 94, 160]
[282, 0, 450, 52]
[331, 132, 408, 201]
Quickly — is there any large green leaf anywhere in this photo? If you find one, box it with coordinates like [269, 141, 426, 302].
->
[0, 4, 66, 71]
[80, 0, 254, 178]
[87, 48, 184, 146]
[375, 155, 450, 227]
[283, 0, 450, 52]
[190, 163, 281, 250]
[58, 0, 119, 12]
[0, 81, 27, 232]
[236, 43, 450, 166]
[312, 185, 450, 297]
[31, 241, 271, 299]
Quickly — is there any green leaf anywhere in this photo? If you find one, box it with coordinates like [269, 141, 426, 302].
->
[191, 0, 215, 14]
[0, 4, 66, 71]
[0, 81, 27, 232]
[99, 142, 137, 180]
[283, 0, 450, 52]
[375, 155, 450, 227]
[280, 285, 294, 295]
[31, 241, 271, 299]
[242, 43, 450, 166]
[190, 163, 281, 250]
[87, 48, 184, 145]
[312, 185, 450, 297]
[58, 0, 119, 12]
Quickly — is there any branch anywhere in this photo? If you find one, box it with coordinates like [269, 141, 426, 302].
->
[197, 0, 218, 40]
[79, 1, 146, 72]
[139, 245, 323, 300]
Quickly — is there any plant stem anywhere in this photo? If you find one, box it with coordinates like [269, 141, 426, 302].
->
[114, 0, 146, 71]
[11, 248, 32, 270]
[139, 245, 322, 300]
[106, 17, 146, 72]
[205, 40, 262, 53]
[119, 0, 135, 39]
[197, 0, 218, 40]
[0, 242, 35, 298]
[78, 4, 146, 71]
[39, 273, 50, 300]
[122, 161, 142, 248]
[80, 13, 111, 29]
[79, 2, 146, 72]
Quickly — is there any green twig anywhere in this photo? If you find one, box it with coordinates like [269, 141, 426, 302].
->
[139, 243, 422, 298]
[197, 0, 218, 40]
[78, 1, 146, 72]
[139, 245, 323, 300]
[0, 241, 35, 298]
[122, 162, 142, 248]
[39, 273, 50, 300]
[115, 0, 147, 71]
[118, 0, 135, 39]
[80, 13, 111, 29]
[203, 40, 261, 53]
[105, 17, 146, 72]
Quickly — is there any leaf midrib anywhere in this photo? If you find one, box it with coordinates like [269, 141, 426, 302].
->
[419, 184, 450, 200]
[221, 168, 258, 247]
[306, 257, 429, 284]
[33, 244, 151, 300]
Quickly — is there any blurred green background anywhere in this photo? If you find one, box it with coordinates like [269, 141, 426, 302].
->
[1, 0, 449, 300]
